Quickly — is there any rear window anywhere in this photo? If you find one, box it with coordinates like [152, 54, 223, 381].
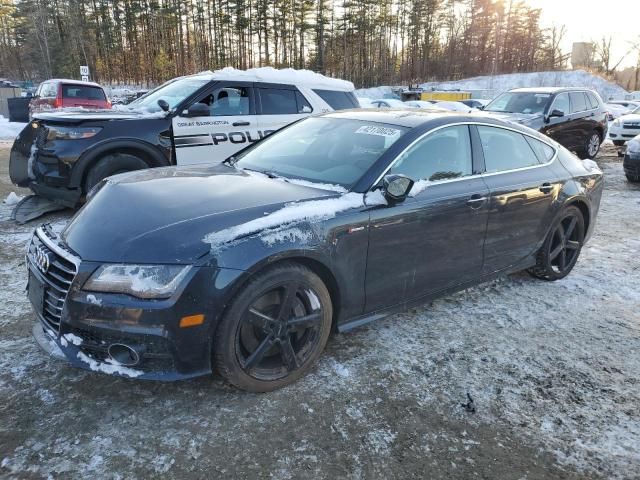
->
[570, 92, 588, 113]
[586, 92, 600, 109]
[259, 88, 298, 114]
[39, 83, 57, 98]
[62, 85, 106, 101]
[312, 89, 359, 110]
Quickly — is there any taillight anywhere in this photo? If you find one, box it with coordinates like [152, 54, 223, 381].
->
[106, 100, 112, 109]
[53, 97, 62, 108]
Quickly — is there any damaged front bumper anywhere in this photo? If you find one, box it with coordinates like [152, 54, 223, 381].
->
[27, 226, 245, 381]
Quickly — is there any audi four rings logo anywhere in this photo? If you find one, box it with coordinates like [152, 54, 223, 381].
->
[32, 245, 50, 274]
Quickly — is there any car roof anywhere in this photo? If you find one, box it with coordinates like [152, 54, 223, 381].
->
[44, 78, 104, 88]
[184, 67, 354, 91]
[508, 87, 595, 94]
[322, 109, 531, 130]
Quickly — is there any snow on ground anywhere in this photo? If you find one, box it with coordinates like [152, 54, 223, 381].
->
[0, 115, 26, 140]
[0, 146, 638, 478]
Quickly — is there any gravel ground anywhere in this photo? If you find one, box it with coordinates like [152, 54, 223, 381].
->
[0, 143, 638, 479]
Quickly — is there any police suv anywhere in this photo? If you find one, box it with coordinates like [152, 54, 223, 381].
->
[9, 68, 357, 207]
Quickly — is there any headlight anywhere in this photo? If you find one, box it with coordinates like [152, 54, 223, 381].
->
[84, 264, 191, 299]
[47, 126, 102, 140]
[612, 119, 620, 127]
[628, 139, 640, 154]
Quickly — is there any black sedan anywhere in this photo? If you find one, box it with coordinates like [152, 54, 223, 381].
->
[27, 110, 604, 391]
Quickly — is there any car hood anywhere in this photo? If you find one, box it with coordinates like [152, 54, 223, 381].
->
[33, 108, 167, 123]
[482, 111, 544, 126]
[619, 114, 640, 123]
[62, 165, 338, 264]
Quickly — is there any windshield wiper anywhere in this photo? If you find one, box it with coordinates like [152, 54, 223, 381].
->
[242, 167, 281, 179]
[222, 156, 237, 166]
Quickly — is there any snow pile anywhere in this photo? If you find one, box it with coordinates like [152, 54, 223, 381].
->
[0, 115, 26, 140]
[260, 227, 314, 246]
[420, 70, 628, 101]
[201, 67, 354, 91]
[59, 333, 83, 347]
[3, 192, 23, 206]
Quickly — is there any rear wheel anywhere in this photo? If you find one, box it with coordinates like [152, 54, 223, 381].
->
[528, 206, 585, 281]
[213, 263, 333, 392]
[83, 153, 148, 193]
[579, 132, 601, 159]
[626, 174, 640, 183]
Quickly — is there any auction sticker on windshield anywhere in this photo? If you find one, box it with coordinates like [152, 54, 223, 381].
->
[355, 125, 401, 137]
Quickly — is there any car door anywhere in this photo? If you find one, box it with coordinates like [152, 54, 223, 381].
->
[256, 84, 312, 136]
[364, 124, 490, 312]
[542, 92, 574, 148]
[172, 81, 258, 165]
[476, 124, 563, 274]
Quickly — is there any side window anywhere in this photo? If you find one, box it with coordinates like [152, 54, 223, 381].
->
[40, 83, 57, 98]
[389, 125, 473, 182]
[550, 92, 570, 114]
[259, 88, 298, 114]
[312, 89, 358, 110]
[295, 91, 313, 113]
[586, 92, 600, 109]
[477, 125, 541, 173]
[569, 92, 588, 113]
[197, 86, 251, 116]
[525, 136, 555, 163]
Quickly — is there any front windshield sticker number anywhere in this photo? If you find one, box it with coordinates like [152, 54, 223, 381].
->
[355, 125, 401, 137]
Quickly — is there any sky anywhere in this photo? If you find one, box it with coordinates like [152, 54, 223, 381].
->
[524, 0, 639, 69]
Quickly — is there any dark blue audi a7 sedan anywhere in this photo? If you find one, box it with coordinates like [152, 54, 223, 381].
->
[26, 110, 603, 391]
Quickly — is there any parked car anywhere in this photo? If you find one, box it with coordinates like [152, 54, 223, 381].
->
[28, 110, 603, 391]
[433, 100, 475, 113]
[370, 99, 415, 109]
[609, 105, 640, 146]
[460, 98, 490, 109]
[605, 103, 630, 121]
[483, 87, 608, 159]
[623, 134, 640, 182]
[606, 100, 640, 112]
[10, 69, 358, 207]
[404, 100, 440, 109]
[29, 79, 111, 116]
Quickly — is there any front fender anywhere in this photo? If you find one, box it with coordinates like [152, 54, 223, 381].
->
[69, 138, 171, 187]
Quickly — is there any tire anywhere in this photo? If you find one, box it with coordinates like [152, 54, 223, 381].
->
[213, 263, 333, 392]
[528, 206, 585, 281]
[83, 153, 149, 193]
[626, 174, 640, 183]
[579, 131, 601, 159]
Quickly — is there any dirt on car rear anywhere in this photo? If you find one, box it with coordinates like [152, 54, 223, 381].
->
[0, 142, 638, 479]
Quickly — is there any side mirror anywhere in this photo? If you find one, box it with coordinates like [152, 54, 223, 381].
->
[184, 102, 210, 117]
[477, 104, 484, 110]
[382, 174, 414, 203]
[549, 109, 564, 118]
[157, 99, 170, 112]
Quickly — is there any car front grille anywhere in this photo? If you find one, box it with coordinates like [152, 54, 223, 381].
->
[622, 123, 640, 129]
[27, 227, 79, 333]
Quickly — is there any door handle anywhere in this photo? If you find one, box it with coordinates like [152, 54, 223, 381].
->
[466, 194, 487, 209]
[539, 183, 553, 194]
[232, 121, 250, 126]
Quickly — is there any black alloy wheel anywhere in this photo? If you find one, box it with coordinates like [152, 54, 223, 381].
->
[214, 263, 332, 392]
[583, 132, 601, 159]
[529, 206, 585, 281]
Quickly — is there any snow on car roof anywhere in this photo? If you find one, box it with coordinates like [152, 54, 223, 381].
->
[187, 67, 354, 91]
[43, 78, 104, 88]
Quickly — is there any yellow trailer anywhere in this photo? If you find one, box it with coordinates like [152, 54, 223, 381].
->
[401, 90, 472, 102]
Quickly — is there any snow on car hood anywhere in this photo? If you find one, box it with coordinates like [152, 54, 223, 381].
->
[33, 107, 167, 123]
[62, 165, 340, 264]
[619, 114, 640, 123]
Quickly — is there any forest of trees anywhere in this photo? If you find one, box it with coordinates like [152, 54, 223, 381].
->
[0, 0, 570, 87]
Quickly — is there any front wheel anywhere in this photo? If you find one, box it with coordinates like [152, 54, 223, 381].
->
[83, 153, 149, 194]
[528, 206, 585, 281]
[213, 263, 333, 392]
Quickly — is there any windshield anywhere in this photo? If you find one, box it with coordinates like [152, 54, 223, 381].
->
[127, 77, 210, 112]
[236, 117, 407, 188]
[633, 106, 640, 114]
[485, 92, 551, 114]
